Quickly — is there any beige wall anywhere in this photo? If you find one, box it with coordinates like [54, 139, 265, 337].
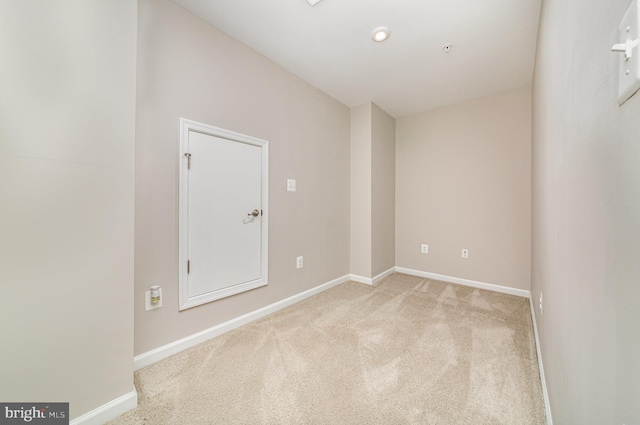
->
[532, 0, 640, 422]
[135, 0, 350, 355]
[350, 104, 373, 277]
[371, 104, 396, 277]
[396, 88, 531, 290]
[350, 102, 396, 279]
[0, 0, 136, 420]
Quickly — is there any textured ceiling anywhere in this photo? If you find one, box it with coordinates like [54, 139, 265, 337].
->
[172, 0, 541, 118]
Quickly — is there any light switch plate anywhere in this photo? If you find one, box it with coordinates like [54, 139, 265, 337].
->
[617, 0, 640, 105]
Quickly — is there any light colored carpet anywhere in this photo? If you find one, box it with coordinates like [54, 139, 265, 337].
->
[110, 273, 546, 424]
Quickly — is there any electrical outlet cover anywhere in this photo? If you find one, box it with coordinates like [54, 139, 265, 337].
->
[145, 289, 163, 311]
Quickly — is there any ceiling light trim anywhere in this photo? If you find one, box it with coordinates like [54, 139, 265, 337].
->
[372, 27, 390, 42]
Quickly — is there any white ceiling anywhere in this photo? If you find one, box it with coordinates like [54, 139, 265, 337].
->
[172, 0, 542, 118]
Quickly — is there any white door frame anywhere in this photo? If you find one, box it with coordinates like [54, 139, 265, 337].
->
[178, 118, 269, 310]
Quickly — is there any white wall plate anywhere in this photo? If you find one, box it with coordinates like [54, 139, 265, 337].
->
[615, 0, 640, 105]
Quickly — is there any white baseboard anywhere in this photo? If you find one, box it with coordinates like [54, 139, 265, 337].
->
[349, 274, 372, 285]
[69, 388, 137, 425]
[529, 296, 553, 425]
[350, 267, 395, 286]
[134, 274, 351, 371]
[395, 267, 531, 298]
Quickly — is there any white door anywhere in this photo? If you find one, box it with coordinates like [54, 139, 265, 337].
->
[179, 119, 268, 310]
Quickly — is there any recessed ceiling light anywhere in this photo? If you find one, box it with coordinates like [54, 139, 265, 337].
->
[372, 27, 390, 42]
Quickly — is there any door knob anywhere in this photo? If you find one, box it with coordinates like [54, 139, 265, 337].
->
[248, 209, 260, 217]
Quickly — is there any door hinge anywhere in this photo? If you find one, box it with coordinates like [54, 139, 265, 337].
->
[187, 260, 190, 274]
[184, 152, 191, 169]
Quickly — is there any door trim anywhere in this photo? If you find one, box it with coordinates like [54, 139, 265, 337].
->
[178, 118, 269, 311]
